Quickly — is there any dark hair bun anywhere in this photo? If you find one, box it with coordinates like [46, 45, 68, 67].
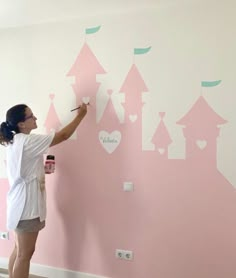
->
[0, 122, 14, 142]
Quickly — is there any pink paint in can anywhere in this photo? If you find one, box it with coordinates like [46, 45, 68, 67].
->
[44, 155, 55, 174]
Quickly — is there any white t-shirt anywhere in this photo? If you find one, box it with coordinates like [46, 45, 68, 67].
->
[6, 132, 55, 230]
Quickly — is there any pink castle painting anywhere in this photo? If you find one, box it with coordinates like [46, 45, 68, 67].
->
[1, 39, 236, 278]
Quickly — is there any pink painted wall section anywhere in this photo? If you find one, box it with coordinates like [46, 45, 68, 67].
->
[0, 179, 10, 254]
[1, 16, 236, 278]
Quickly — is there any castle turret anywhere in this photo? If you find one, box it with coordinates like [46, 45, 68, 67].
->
[98, 90, 122, 154]
[98, 90, 121, 129]
[151, 112, 172, 159]
[119, 63, 148, 151]
[176, 96, 227, 166]
[120, 64, 148, 119]
[67, 42, 106, 123]
[44, 94, 61, 133]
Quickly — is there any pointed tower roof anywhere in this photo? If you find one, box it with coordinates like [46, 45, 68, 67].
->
[44, 94, 61, 133]
[67, 42, 106, 76]
[152, 112, 172, 148]
[119, 64, 148, 93]
[99, 90, 121, 128]
[177, 96, 227, 126]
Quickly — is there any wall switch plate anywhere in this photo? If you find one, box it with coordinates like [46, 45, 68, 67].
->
[0, 231, 9, 240]
[123, 182, 134, 192]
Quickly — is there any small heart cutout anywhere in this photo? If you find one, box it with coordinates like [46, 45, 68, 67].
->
[129, 114, 137, 122]
[158, 148, 165, 154]
[196, 140, 207, 149]
[82, 97, 90, 104]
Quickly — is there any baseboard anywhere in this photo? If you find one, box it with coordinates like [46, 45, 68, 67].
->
[0, 257, 109, 278]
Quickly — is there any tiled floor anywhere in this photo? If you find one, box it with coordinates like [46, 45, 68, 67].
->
[0, 268, 47, 278]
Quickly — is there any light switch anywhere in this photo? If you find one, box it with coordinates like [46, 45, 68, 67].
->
[123, 182, 134, 192]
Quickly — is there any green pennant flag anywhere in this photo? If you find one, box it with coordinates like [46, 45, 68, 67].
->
[85, 25, 101, 35]
[201, 80, 222, 87]
[134, 46, 151, 55]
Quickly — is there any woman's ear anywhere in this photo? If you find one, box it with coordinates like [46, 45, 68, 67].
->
[17, 122, 25, 131]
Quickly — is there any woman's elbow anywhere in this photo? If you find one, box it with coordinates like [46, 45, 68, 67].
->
[51, 132, 69, 146]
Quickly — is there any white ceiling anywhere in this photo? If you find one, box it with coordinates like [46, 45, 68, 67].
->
[0, 0, 161, 29]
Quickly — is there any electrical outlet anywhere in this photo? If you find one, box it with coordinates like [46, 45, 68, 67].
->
[123, 182, 134, 192]
[115, 249, 124, 259]
[123, 250, 133, 261]
[0, 231, 9, 240]
[115, 249, 133, 261]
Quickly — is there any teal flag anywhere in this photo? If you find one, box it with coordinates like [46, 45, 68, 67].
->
[201, 80, 222, 87]
[134, 46, 151, 55]
[85, 25, 101, 34]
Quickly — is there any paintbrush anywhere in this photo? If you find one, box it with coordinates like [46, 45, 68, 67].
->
[70, 102, 89, 112]
[70, 106, 81, 112]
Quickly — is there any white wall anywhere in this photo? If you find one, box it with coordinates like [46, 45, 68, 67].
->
[0, 0, 235, 185]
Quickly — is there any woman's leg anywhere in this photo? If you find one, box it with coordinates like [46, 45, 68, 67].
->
[8, 240, 17, 278]
[13, 231, 39, 278]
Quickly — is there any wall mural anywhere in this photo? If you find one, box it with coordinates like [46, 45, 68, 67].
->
[1, 25, 236, 278]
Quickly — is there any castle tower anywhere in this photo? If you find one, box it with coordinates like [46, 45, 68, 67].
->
[151, 112, 172, 159]
[44, 94, 61, 133]
[119, 63, 148, 151]
[98, 90, 121, 130]
[98, 89, 122, 155]
[120, 63, 148, 119]
[176, 96, 227, 166]
[67, 42, 106, 123]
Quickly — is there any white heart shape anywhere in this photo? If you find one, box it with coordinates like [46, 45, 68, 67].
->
[99, 131, 121, 154]
[129, 114, 137, 122]
[158, 148, 165, 154]
[196, 140, 207, 149]
[82, 97, 90, 104]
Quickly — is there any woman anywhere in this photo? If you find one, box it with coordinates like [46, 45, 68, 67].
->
[0, 103, 87, 278]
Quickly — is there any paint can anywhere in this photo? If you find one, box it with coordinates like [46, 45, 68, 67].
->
[44, 155, 55, 174]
